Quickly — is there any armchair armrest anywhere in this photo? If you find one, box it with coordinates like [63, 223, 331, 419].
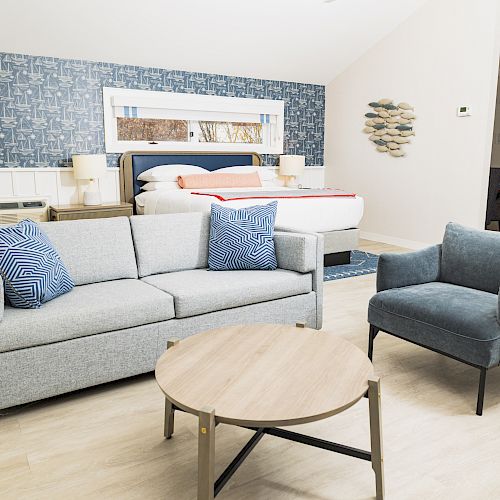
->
[274, 231, 324, 329]
[498, 294, 500, 325]
[376, 244, 441, 292]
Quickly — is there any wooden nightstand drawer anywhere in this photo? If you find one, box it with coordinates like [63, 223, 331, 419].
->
[49, 203, 133, 222]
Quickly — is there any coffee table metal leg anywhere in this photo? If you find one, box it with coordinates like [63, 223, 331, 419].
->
[368, 377, 384, 500]
[198, 406, 216, 500]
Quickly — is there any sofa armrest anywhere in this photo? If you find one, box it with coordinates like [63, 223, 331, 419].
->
[274, 231, 324, 329]
[274, 231, 319, 273]
[376, 244, 441, 292]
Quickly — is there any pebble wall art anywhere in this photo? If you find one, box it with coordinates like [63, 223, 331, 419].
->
[363, 99, 415, 157]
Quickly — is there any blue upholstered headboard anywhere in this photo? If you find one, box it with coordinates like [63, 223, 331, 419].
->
[120, 151, 262, 205]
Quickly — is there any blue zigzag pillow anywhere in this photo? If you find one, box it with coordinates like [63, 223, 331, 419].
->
[208, 201, 278, 271]
[0, 219, 74, 309]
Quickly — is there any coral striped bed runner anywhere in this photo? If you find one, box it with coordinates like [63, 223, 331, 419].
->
[191, 188, 356, 202]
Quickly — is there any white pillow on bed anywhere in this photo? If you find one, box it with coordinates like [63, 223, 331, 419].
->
[216, 165, 277, 182]
[141, 181, 181, 191]
[138, 164, 208, 182]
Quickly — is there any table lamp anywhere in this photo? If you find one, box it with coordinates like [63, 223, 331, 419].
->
[72, 154, 106, 205]
[279, 155, 305, 187]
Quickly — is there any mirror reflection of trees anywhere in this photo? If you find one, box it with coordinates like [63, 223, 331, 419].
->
[199, 121, 262, 144]
[117, 117, 263, 144]
[117, 118, 189, 142]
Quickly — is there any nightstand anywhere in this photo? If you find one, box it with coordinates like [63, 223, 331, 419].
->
[49, 202, 133, 222]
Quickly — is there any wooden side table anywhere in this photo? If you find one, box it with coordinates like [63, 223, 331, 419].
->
[156, 324, 384, 500]
[49, 202, 133, 221]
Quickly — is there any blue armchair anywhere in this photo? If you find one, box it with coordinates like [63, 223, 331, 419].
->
[368, 223, 500, 415]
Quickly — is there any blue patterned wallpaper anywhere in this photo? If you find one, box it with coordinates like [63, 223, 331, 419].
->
[0, 52, 324, 168]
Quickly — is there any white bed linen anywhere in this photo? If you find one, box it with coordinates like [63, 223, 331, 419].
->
[135, 187, 364, 233]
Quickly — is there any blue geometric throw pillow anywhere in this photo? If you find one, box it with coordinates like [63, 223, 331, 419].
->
[0, 219, 74, 309]
[208, 201, 278, 271]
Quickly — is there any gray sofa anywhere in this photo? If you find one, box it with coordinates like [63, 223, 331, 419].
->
[368, 222, 500, 415]
[0, 213, 323, 410]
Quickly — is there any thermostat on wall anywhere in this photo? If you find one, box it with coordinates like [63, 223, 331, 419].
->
[457, 106, 471, 117]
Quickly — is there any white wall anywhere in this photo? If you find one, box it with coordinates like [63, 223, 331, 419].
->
[325, 0, 500, 248]
[0, 0, 426, 85]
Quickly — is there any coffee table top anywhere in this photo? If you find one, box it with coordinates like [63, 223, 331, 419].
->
[155, 324, 375, 427]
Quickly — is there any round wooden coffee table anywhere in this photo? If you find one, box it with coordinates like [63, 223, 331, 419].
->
[155, 324, 384, 500]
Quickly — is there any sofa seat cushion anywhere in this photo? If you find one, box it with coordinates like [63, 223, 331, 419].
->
[0, 279, 175, 353]
[141, 268, 312, 318]
[368, 282, 500, 367]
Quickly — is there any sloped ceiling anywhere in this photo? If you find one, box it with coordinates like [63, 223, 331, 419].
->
[0, 0, 428, 84]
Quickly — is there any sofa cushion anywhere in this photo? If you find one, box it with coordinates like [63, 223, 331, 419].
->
[39, 217, 138, 286]
[141, 268, 312, 318]
[368, 282, 500, 367]
[441, 222, 500, 294]
[0, 219, 74, 308]
[0, 279, 175, 353]
[130, 213, 210, 277]
[208, 202, 278, 271]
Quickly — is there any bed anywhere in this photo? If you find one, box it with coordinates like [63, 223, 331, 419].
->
[120, 151, 363, 265]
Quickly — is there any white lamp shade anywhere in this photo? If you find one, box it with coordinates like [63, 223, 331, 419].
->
[72, 154, 107, 180]
[279, 155, 305, 176]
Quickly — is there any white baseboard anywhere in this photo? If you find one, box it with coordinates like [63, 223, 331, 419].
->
[360, 231, 430, 250]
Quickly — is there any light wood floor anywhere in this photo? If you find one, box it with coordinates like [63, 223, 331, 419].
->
[3, 240, 500, 500]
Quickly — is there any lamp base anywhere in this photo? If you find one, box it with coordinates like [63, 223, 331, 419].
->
[83, 190, 102, 206]
[284, 176, 299, 188]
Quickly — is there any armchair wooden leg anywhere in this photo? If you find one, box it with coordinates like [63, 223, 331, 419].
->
[476, 367, 487, 416]
[368, 325, 379, 362]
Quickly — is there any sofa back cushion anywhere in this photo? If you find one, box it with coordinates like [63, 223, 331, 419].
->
[441, 222, 500, 294]
[39, 217, 138, 286]
[130, 213, 210, 277]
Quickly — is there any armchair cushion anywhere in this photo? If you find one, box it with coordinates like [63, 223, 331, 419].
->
[376, 245, 441, 292]
[368, 282, 500, 367]
[441, 222, 500, 294]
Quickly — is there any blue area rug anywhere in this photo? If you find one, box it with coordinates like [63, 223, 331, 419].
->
[324, 250, 379, 281]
